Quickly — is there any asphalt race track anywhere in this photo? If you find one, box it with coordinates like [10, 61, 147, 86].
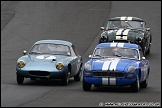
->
[1, 1, 161, 107]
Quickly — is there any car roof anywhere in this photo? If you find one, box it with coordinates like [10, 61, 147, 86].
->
[108, 16, 144, 22]
[34, 40, 72, 46]
[96, 42, 142, 49]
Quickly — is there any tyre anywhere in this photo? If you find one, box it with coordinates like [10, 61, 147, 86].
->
[130, 75, 140, 92]
[17, 74, 24, 84]
[140, 75, 149, 88]
[83, 78, 92, 91]
[74, 65, 82, 81]
[62, 72, 70, 85]
[145, 43, 151, 55]
[94, 84, 100, 87]
[142, 46, 146, 56]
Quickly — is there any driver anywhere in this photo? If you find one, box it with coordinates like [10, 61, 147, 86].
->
[111, 21, 122, 28]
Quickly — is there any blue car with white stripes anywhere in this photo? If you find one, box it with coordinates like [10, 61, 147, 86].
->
[82, 42, 150, 92]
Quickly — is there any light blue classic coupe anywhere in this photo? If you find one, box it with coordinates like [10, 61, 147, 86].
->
[16, 40, 83, 85]
[83, 42, 150, 92]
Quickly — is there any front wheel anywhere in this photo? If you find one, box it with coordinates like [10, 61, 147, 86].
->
[142, 46, 146, 56]
[140, 75, 149, 88]
[83, 78, 92, 91]
[17, 74, 24, 84]
[145, 43, 151, 55]
[62, 72, 70, 85]
[130, 75, 140, 92]
[74, 65, 82, 81]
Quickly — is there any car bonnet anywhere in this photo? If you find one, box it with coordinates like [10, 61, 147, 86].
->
[28, 54, 68, 62]
[91, 57, 136, 72]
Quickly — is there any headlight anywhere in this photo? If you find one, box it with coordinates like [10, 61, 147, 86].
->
[56, 63, 64, 70]
[136, 37, 142, 43]
[101, 35, 107, 39]
[128, 66, 136, 73]
[100, 35, 107, 42]
[17, 61, 25, 68]
[84, 64, 91, 72]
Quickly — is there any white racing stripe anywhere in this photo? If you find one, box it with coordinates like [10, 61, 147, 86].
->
[116, 36, 127, 40]
[122, 36, 127, 40]
[117, 43, 124, 47]
[102, 61, 111, 70]
[110, 78, 116, 85]
[110, 43, 117, 47]
[102, 78, 108, 85]
[123, 29, 130, 35]
[116, 29, 124, 35]
[109, 59, 120, 71]
[127, 17, 132, 20]
[102, 78, 116, 85]
[120, 16, 126, 20]
[116, 36, 122, 40]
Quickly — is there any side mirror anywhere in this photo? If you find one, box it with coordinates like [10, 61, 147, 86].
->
[89, 55, 92, 58]
[146, 28, 150, 31]
[142, 57, 145, 59]
[23, 50, 27, 55]
[101, 27, 105, 30]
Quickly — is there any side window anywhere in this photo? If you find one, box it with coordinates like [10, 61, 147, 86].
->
[72, 45, 79, 56]
[139, 49, 143, 60]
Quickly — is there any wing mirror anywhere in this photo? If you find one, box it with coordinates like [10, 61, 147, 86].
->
[146, 28, 150, 31]
[142, 57, 145, 59]
[101, 27, 105, 30]
[23, 50, 27, 55]
[89, 55, 92, 58]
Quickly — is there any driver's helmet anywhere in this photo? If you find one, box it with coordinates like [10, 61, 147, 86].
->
[111, 21, 121, 28]
[47, 44, 54, 51]
[112, 47, 119, 55]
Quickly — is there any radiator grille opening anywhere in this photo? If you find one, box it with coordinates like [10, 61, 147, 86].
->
[29, 71, 50, 76]
[93, 71, 125, 78]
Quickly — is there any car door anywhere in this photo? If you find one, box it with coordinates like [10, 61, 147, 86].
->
[70, 45, 81, 76]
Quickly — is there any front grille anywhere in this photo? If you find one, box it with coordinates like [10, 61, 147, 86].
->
[29, 71, 50, 76]
[93, 71, 125, 78]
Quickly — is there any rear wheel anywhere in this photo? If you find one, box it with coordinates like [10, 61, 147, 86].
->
[17, 74, 24, 84]
[83, 78, 92, 91]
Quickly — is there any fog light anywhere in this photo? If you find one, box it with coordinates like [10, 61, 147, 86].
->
[85, 73, 90, 76]
[127, 75, 133, 79]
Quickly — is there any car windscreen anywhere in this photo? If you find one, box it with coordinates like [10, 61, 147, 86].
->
[93, 47, 139, 59]
[29, 43, 71, 55]
[106, 21, 145, 30]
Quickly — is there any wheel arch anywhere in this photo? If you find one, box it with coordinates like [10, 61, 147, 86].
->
[68, 63, 71, 73]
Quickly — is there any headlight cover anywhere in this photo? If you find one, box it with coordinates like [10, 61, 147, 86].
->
[84, 64, 91, 72]
[56, 63, 64, 70]
[128, 66, 136, 73]
[100, 35, 108, 42]
[17, 61, 25, 68]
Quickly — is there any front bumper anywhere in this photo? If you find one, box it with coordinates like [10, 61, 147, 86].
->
[83, 76, 136, 86]
[16, 67, 68, 79]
